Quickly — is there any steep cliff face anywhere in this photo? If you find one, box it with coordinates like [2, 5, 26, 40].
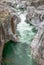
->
[0, 0, 44, 65]
[0, 2, 21, 65]
[26, 0, 44, 65]
[17, 0, 44, 65]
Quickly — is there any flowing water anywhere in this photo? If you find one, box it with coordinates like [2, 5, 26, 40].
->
[2, 6, 37, 65]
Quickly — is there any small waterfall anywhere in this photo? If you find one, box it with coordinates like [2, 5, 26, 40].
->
[2, 4, 37, 65]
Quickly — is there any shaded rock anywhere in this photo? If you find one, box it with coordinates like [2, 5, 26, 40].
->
[30, 29, 44, 65]
[0, 2, 21, 65]
[26, 6, 44, 29]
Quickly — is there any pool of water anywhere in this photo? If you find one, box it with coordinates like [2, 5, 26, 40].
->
[2, 6, 37, 65]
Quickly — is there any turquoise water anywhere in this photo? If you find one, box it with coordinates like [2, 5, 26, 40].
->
[2, 41, 37, 65]
[2, 22, 37, 65]
[17, 21, 37, 43]
[2, 6, 37, 65]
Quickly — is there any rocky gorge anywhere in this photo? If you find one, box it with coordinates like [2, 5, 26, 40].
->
[0, 0, 44, 65]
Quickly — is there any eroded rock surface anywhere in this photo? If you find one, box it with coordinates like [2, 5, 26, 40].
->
[26, 1, 44, 65]
[0, 2, 21, 65]
[0, 0, 44, 65]
[21, 0, 44, 65]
